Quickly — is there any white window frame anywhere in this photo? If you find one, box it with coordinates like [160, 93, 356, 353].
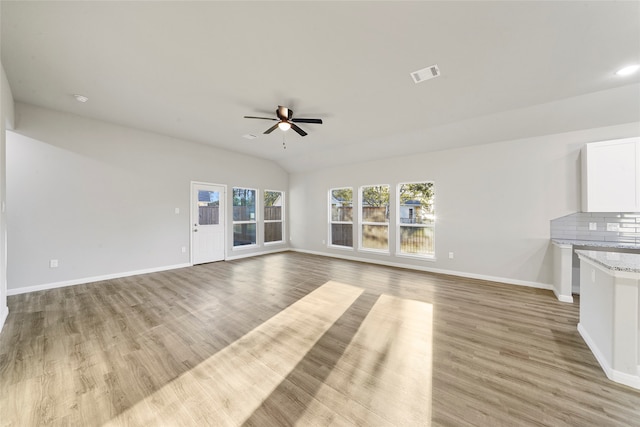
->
[328, 187, 354, 249]
[232, 187, 258, 249]
[264, 189, 285, 245]
[359, 184, 390, 254]
[396, 181, 435, 259]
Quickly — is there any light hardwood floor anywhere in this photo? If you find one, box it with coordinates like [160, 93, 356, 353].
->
[1, 252, 639, 426]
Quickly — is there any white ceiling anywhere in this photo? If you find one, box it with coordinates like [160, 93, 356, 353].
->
[2, 1, 639, 173]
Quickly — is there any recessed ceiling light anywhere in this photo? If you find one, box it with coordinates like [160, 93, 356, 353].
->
[74, 94, 89, 103]
[615, 65, 640, 76]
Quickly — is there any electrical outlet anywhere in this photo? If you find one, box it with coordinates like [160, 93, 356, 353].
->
[589, 222, 597, 231]
[448, 252, 454, 259]
[181, 246, 186, 253]
[49, 259, 58, 268]
[322, 240, 326, 245]
[175, 207, 180, 214]
[606, 223, 620, 232]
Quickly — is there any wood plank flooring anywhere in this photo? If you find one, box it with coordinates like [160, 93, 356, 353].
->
[1, 251, 639, 426]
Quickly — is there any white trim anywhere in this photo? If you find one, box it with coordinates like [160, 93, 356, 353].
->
[231, 243, 259, 251]
[0, 306, 8, 333]
[328, 244, 355, 251]
[329, 187, 355, 250]
[264, 188, 285, 245]
[232, 186, 259, 248]
[578, 323, 640, 390]
[191, 181, 227, 264]
[225, 247, 289, 261]
[358, 184, 390, 252]
[291, 248, 554, 291]
[396, 181, 436, 258]
[554, 292, 574, 303]
[395, 252, 437, 262]
[7, 263, 191, 296]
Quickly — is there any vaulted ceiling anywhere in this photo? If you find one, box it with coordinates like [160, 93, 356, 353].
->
[2, 1, 639, 173]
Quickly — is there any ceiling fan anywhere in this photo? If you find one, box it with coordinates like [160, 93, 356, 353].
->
[244, 106, 323, 137]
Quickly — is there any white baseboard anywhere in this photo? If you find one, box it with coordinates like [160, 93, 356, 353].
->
[553, 289, 574, 303]
[291, 248, 554, 291]
[7, 247, 292, 296]
[578, 323, 640, 390]
[0, 305, 8, 333]
[7, 263, 191, 296]
[7, 247, 554, 298]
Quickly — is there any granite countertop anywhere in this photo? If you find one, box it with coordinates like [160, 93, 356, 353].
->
[575, 249, 640, 273]
[552, 239, 640, 250]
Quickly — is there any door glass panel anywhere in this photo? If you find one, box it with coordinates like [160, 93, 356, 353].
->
[198, 190, 220, 225]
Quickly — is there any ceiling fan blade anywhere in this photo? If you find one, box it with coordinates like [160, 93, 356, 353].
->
[290, 123, 308, 137]
[263, 123, 280, 134]
[291, 118, 323, 124]
[244, 116, 277, 121]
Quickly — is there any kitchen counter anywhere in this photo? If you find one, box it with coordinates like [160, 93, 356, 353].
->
[551, 240, 640, 303]
[552, 239, 640, 250]
[574, 250, 640, 273]
[576, 250, 640, 390]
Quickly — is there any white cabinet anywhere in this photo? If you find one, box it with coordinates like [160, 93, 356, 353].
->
[582, 137, 640, 212]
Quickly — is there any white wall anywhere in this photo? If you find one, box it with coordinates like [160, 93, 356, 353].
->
[290, 122, 640, 288]
[7, 103, 288, 292]
[1, 62, 15, 331]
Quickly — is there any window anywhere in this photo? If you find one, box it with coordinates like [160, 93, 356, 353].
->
[233, 187, 257, 247]
[329, 188, 353, 247]
[198, 190, 220, 225]
[264, 190, 284, 244]
[360, 185, 389, 251]
[398, 182, 435, 257]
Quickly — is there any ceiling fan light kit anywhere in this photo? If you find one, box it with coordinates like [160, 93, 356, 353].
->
[244, 105, 323, 137]
[278, 121, 291, 131]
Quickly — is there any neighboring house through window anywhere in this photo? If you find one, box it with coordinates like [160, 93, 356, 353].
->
[398, 182, 435, 257]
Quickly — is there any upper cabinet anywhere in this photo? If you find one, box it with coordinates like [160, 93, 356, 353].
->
[582, 137, 640, 212]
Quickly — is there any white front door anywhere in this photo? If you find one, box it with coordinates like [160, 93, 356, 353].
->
[191, 183, 225, 264]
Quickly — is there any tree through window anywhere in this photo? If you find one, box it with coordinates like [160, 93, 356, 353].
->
[360, 185, 390, 251]
[398, 182, 435, 256]
[330, 188, 353, 247]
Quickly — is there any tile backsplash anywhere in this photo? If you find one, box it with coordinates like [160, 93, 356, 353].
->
[550, 212, 640, 243]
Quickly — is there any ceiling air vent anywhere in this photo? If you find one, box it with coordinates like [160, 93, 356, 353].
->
[410, 64, 440, 84]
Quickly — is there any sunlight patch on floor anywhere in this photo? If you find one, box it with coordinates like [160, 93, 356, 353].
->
[105, 280, 363, 426]
[297, 294, 434, 426]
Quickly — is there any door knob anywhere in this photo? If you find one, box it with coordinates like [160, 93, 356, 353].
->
[193, 229, 198, 232]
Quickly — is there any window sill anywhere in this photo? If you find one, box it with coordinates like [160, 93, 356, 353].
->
[329, 244, 355, 251]
[395, 253, 437, 261]
[358, 248, 391, 256]
[232, 244, 258, 251]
